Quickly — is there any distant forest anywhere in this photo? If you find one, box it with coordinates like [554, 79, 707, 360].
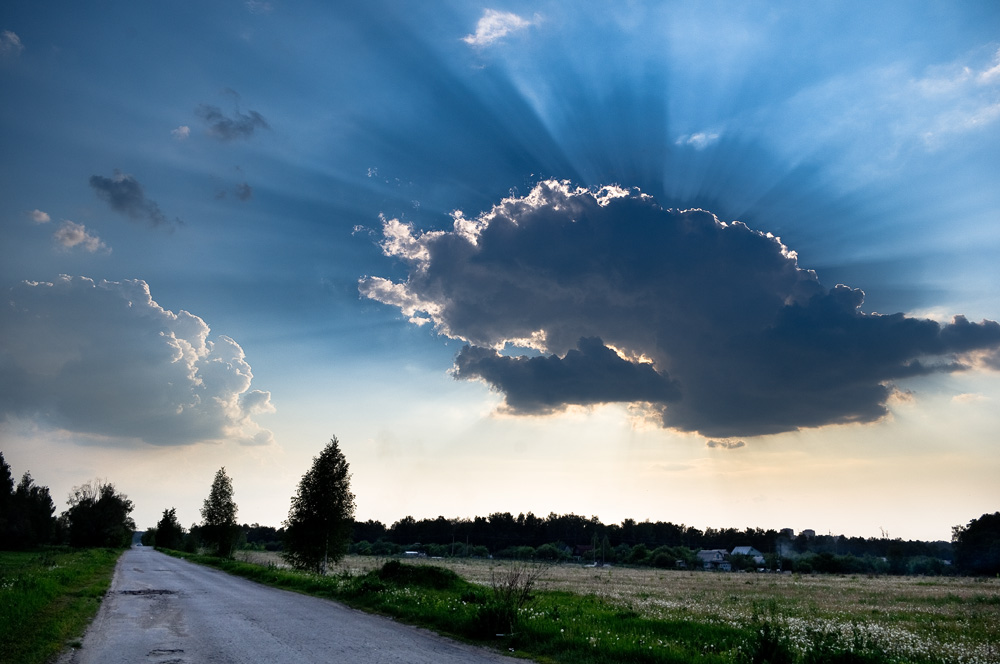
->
[233, 512, 955, 576]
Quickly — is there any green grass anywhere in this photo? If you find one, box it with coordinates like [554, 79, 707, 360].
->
[163, 550, 955, 664]
[0, 548, 121, 664]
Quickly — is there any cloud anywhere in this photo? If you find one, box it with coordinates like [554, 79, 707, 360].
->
[0, 30, 24, 58]
[89, 170, 176, 227]
[196, 103, 270, 141]
[463, 9, 536, 47]
[360, 180, 1000, 438]
[785, 44, 1000, 162]
[453, 337, 681, 414]
[675, 132, 720, 150]
[171, 125, 191, 140]
[53, 221, 108, 253]
[234, 182, 252, 201]
[706, 439, 746, 450]
[245, 1, 273, 14]
[29, 209, 50, 224]
[952, 393, 988, 404]
[0, 276, 274, 447]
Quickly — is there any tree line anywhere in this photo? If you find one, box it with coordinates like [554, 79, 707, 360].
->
[346, 513, 952, 558]
[4, 445, 998, 577]
[1, 451, 135, 549]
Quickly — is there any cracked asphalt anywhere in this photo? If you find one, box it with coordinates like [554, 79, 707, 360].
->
[58, 547, 523, 664]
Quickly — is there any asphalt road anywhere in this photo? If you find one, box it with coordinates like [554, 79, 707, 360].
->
[59, 547, 522, 664]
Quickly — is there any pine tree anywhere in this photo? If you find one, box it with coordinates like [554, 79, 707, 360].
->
[283, 436, 356, 573]
[201, 467, 238, 557]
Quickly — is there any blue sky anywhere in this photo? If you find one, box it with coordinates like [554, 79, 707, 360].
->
[2, 1, 999, 541]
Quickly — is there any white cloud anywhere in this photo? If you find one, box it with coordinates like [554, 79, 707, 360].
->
[915, 47, 1000, 143]
[0, 276, 274, 447]
[0, 30, 23, 58]
[782, 44, 1000, 162]
[463, 9, 535, 47]
[245, 1, 273, 14]
[53, 220, 109, 253]
[978, 48, 1000, 84]
[171, 125, 191, 140]
[30, 209, 51, 224]
[675, 131, 720, 150]
[953, 393, 988, 404]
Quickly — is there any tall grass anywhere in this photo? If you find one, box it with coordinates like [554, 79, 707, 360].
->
[0, 548, 121, 664]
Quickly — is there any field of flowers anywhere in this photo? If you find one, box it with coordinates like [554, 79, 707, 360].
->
[235, 551, 1000, 663]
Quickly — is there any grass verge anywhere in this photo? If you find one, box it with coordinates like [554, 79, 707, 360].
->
[161, 550, 940, 664]
[0, 547, 121, 664]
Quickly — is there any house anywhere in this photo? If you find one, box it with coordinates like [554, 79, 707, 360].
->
[696, 549, 731, 571]
[731, 546, 766, 567]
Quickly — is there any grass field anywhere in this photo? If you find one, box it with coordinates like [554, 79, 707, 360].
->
[0, 548, 121, 664]
[230, 551, 999, 663]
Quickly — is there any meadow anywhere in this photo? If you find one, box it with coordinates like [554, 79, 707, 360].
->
[230, 552, 1000, 664]
[0, 548, 120, 664]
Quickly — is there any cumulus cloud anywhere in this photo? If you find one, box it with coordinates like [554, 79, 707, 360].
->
[196, 103, 269, 141]
[53, 221, 108, 253]
[0, 30, 24, 58]
[171, 125, 191, 140]
[360, 180, 1000, 438]
[29, 209, 50, 224]
[0, 276, 274, 447]
[89, 170, 176, 227]
[463, 9, 536, 47]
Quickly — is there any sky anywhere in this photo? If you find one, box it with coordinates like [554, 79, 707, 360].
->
[1, 1, 999, 543]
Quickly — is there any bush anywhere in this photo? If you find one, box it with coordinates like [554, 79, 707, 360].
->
[535, 543, 568, 561]
[494, 545, 535, 560]
[626, 543, 650, 565]
[377, 560, 463, 590]
[475, 562, 544, 635]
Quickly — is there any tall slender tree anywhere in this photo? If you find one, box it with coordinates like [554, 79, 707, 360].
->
[201, 467, 238, 557]
[283, 436, 356, 573]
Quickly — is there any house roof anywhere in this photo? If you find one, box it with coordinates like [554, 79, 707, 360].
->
[696, 549, 728, 560]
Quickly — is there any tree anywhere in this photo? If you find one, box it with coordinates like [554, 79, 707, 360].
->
[0, 452, 15, 546]
[283, 436, 356, 572]
[953, 512, 1000, 576]
[154, 507, 185, 550]
[201, 467, 238, 557]
[0, 455, 57, 550]
[64, 480, 135, 548]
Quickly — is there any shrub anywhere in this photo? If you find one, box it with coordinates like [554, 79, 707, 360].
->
[377, 559, 462, 590]
[474, 562, 544, 636]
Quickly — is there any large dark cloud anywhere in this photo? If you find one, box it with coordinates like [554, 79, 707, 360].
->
[196, 104, 270, 141]
[453, 337, 681, 413]
[89, 170, 175, 227]
[360, 180, 1000, 437]
[0, 276, 274, 446]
